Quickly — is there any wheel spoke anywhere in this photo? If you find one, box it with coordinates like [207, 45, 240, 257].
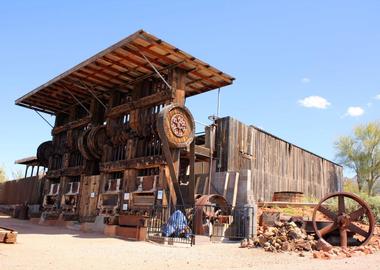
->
[318, 206, 337, 221]
[340, 228, 348, 248]
[349, 207, 367, 221]
[348, 223, 369, 238]
[338, 195, 345, 214]
[319, 222, 337, 236]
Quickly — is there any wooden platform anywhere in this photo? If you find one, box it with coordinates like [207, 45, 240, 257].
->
[258, 201, 318, 208]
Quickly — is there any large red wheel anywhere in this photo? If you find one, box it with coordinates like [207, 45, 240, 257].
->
[312, 192, 375, 248]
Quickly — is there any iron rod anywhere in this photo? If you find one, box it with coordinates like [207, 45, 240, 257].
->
[34, 109, 54, 128]
[63, 86, 91, 115]
[78, 80, 108, 110]
[139, 51, 172, 90]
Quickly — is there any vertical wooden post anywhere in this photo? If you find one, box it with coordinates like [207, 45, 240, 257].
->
[188, 141, 196, 205]
[24, 166, 29, 179]
[169, 68, 186, 106]
[164, 166, 177, 206]
[125, 169, 137, 193]
[166, 68, 188, 207]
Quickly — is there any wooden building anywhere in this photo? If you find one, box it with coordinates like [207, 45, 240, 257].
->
[15, 29, 233, 223]
[210, 117, 342, 205]
[9, 29, 342, 228]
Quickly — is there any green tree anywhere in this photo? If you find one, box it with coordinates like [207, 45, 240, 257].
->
[335, 122, 380, 196]
[12, 169, 24, 180]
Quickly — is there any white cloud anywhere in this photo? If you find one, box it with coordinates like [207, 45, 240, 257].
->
[301, 77, 311, 84]
[298, 96, 331, 109]
[346, 106, 364, 117]
[375, 94, 380, 100]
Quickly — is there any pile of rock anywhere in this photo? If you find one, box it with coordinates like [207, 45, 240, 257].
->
[240, 220, 380, 260]
[241, 221, 316, 253]
[312, 239, 380, 259]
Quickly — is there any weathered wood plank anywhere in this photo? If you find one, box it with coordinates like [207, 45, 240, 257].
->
[215, 117, 343, 201]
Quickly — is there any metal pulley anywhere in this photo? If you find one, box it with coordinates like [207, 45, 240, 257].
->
[87, 125, 107, 159]
[36, 141, 53, 167]
[78, 126, 107, 160]
[194, 194, 230, 235]
[78, 129, 93, 160]
[156, 104, 195, 148]
[312, 192, 375, 248]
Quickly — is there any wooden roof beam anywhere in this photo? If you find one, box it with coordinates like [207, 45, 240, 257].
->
[128, 42, 225, 88]
[139, 34, 234, 84]
[81, 64, 130, 85]
[70, 72, 114, 89]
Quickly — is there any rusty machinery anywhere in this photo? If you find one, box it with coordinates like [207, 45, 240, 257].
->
[123, 105, 195, 212]
[112, 104, 196, 232]
[193, 194, 231, 236]
[312, 192, 376, 248]
[36, 86, 198, 225]
[15, 30, 236, 233]
[37, 103, 106, 220]
[97, 103, 196, 225]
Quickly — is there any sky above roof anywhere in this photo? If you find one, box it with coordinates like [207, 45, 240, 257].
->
[1, 1, 379, 178]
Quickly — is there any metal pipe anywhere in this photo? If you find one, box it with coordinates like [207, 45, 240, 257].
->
[217, 88, 220, 118]
[195, 120, 209, 126]
[79, 80, 108, 110]
[139, 51, 172, 90]
[63, 86, 91, 115]
[208, 124, 215, 194]
[34, 109, 54, 128]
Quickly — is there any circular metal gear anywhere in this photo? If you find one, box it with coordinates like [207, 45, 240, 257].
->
[157, 104, 195, 148]
[312, 192, 375, 248]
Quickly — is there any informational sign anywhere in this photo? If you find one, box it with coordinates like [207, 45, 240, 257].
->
[90, 192, 96, 198]
[122, 203, 128, 210]
[124, 192, 130, 200]
[157, 190, 163, 200]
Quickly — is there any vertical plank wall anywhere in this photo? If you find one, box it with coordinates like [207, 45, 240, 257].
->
[0, 176, 45, 205]
[215, 117, 343, 201]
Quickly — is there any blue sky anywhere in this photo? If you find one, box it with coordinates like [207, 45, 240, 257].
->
[1, 1, 380, 178]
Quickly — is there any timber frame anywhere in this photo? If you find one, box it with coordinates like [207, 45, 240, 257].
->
[16, 29, 234, 222]
[14, 29, 342, 227]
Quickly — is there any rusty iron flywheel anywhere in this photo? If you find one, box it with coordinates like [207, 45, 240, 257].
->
[312, 192, 375, 248]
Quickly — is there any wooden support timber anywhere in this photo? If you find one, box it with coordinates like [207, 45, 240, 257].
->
[0, 226, 18, 244]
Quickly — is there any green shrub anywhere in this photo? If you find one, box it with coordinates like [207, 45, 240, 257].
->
[360, 193, 380, 224]
[327, 193, 380, 224]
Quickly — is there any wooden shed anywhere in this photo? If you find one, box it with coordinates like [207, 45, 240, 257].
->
[210, 117, 343, 204]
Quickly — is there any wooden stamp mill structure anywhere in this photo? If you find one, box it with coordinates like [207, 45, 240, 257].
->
[15, 30, 235, 224]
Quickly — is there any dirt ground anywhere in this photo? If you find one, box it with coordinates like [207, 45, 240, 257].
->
[1, 215, 380, 270]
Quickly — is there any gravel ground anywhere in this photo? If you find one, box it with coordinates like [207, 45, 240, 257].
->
[1, 215, 380, 270]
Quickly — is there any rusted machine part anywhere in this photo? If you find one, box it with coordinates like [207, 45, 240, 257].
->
[195, 194, 229, 216]
[87, 125, 107, 159]
[312, 192, 375, 248]
[194, 194, 229, 235]
[36, 140, 53, 167]
[194, 194, 203, 201]
[78, 128, 93, 160]
[77, 126, 107, 160]
[156, 104, 195, 148]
